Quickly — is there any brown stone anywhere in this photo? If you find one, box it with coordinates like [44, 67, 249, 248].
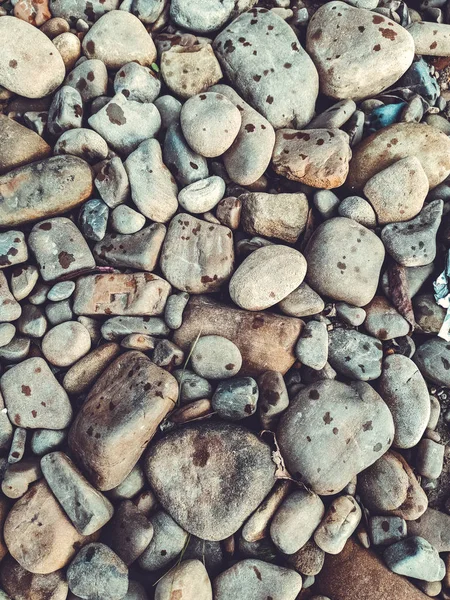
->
[313, 537, 429, 600]
[73, 272, 171, 317]
[0, 115, 51, 175]
[63, 342, 121, 395]
[1, 556, 68, 600]
[69, 351, 178, 490]
[173, 295, 303, 376]
[4, 480, 92, 574]
[407, 508, 450, 552]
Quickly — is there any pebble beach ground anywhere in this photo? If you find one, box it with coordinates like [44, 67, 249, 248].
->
[2, 0, 450, 599]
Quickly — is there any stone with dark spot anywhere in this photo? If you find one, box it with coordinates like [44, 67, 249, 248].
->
[54, 129, 109, 165]
[82, 10, 156, 69]
[67, 543, 128, 600]
[69, 351, 177, 490]
[0, 156, 93, 228]
[160, 213, 234, 293]
[407, 22, 450, 57]
[213, 8, 318, 129]
[145, 422, 277, 540]
[0, 357, 73, 430]
[347, 123, 450, 191]
[212, 376, 258, 420]
[65, 58, 108, 102]
[0, 230, 27, 270]
[414, 337, 450, 387]
[328, 328, 383, 381]
[277, 379, 394, 495]
[114, 61, 161, 103]
[106, 500, 153, 566]
[305, 217, 384, 306]
[213, 559, 302, 600]
[306, 1, 414, 100]
[4, 480, 92, 574]
[364, 296, 410, 341]
[272, 128, 351, 189]
[47, 86, 83, 136]
[50, 0, 119, 24]
[28, 217, 95, 282]
[138, 510, 188, 571]
[89, 93, 161, 155]
[0, 17, 65, 98]
[163, 120, 209, 188]
[173, 295, 303, 376]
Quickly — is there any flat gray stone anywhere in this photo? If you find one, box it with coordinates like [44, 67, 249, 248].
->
[328, 328, 383, 381]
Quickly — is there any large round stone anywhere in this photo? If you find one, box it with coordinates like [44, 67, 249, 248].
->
[304, 217, 385, 306]
[277, 380, 394, 495]
[145, 422, 277, 541]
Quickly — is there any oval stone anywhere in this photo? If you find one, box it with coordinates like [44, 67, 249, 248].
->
[277, 379, 394, 495]
[229, 245, 307, 311]
[347, 123, 450, 191]
[145, 422, 277, 541]
[0, 17, 65, 98]
[0, 156, 93, 228]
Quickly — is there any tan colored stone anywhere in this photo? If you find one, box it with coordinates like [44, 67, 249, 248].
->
[63, 343, 120, 395]
[0, 115, 51, 175]
[407, 508, 450, 552]
[314, 537, 430, 600]
[272, 128, 351, 189]
[408, 22, 450, 57]
[69, 351, 178, 490]
[73, 272, 171, 317]
[173, 295, 303, 376]
[0, 156, 93, 227]
[348, 123, 450, 191]
[4, 480, 92, 574]
[161, 43, 222, 99]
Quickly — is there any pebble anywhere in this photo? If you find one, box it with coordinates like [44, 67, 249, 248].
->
[138, 509, 188, 571]
[47, 281, 75, 302]
[416, 439, 445, 479]
[161, 43, 223, 99]
[79, 198, 109, 242]
[94, 224, 166, 272]
[155, 94, 182, 130]
[213, 8, 318, 129]
[52, 32, 81, 71]
[414, 294, 446, 334]
[210, 84, 276, 186]
[0, 337, 30, 363]
[173, 368, 212, 403]
[160, 214, 234, 293]
[65, 58, 108, 102]
[407, 508, 450, 553]
[45, 300, 73, 325]
[415, 337, 450, 386]
[114, 62, 160, 103]
[95, 156, 130, 209]
[379, 354, 430, 448]
[2, 458, 41, 499]
[125, 138, 178, 222]
[242, 480, 291, 543]
[47, 86, 82, 136]
[0, 115, 50, 175]
[82, 10, 156, 68]
[107, 500, 153, 565]
[163, 121, 209, 187]
[69, 351, 177, 490]
[191, 335, 242, 379]
[306, 2, 414, 100]
[171, 0, 233, 33]
[0, 356, 72, 429]
[0, 231, 27, 270]
[212, 376, 258, 420]
[4, 480, 89, 574]
[121, 333, 155, 351]
[0, 324, 15, 348]
[407, 21, 450, 56]
[308, 99, 357, 129]
[0, 17, 65, 98]
[10, 264, 39, 301]
[270, 490, 325, 554]
[328, 328, 383, 381]
[397, 57, 439, 104]
[67, 543, 128, 600]
[164, 292, 189, 329]
[295, 320, 328, 371]
[304, 217, 385, 306]
[347, 123, 450, 191]
[178, 176, 225, 214]
[108, 463, 146, 501]
[17, 304, 47, 338]
[358, 451, 428, 520]
[88, 94, 161, 155]
[173, 295, 302, 376]
[146, 422, 276, 540]
[285, 539, 325, 576]
[73, 272, 171, 317]
[278, 282, 325, 317]
[41, 321, 91, 367]
[364, 296, 410, 340]
[229, 245, 307, 311]
[155, 559, 212, 600]
[257, 370, 290, 429]
[272, 128, 351, 189]
[313, 189, 340, 220]
[31, 428, 67, 456]
[180, 92, 241, 158]
[0, 156, 93, 228]
[335, 302, 366, 326]
[314, 495, 362, 554]
[364, 156, 429, 225]
[55, 129, 109, 164]
[111, 205, 146, 234]
[369, 516, 407, 546]
[9, 427, 27, 464]
[152, 339, 184, 368]
[337, 196, 377, 228]
[384, 536, 445, 582]
[381, 199, 443, 267]
[100, 315, 169, 340]
[41, 451, 113, 535]
[277, 379, 394, 495]
[49, 0, 119, 24]
[240, 192, 308, 243]
[1, 556, 69, 600]
[213, 559, 302, 600]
